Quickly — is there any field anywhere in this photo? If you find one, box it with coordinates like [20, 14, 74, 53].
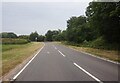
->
[2, 42, 43, 76]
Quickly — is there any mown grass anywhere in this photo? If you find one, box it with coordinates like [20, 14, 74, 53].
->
[58, 42, 120, 62]
[2, 42, 43, 76]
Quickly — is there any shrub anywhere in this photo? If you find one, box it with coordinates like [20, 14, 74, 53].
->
[1, 38, 30, 44]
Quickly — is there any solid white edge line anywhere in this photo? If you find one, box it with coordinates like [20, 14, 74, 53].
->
[68, 46, 119, 65]
[13, 42, 45, 80]
[58, 50, 66, 57]
[73, 63, 103, 83]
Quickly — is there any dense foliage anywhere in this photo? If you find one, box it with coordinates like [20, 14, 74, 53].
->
[29, 31, 39, 41]
[1, 38, 30, 44]
[0, 32, 18, 38]
[86, 2, 120, 43]
[66, 16, 94, 43]
[44, 2, 120, 50]
[45, 29, 65, 41]
[18, 35, 29, 40]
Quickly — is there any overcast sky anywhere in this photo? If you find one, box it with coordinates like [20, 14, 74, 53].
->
[2, 2, 90, 35]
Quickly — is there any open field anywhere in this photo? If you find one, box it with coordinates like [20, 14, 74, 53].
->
[2, 42, 44, 76]
[56, 42, 120, 62]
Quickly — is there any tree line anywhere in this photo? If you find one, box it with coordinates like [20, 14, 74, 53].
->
[1, 2, 119, 49]
[46, 2, 120, 43]
[45, 2, 120, 50]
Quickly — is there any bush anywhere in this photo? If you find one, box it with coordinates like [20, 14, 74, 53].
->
[1, 38, 30, 44]
[81, 37, 119, 50]
[89, 37, 105, 49]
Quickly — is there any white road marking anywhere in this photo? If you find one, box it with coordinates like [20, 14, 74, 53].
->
[13, 43, 45, 80]
[73, 63, 103, 83]
[58, 50, 66, 57]
[67, 46, 119, 65]
[54, 47, 57, 50]
[53, 45, 57, 50]
[47, 51, 50, 54]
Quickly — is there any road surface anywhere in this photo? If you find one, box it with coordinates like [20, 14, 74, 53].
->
[14, 42, 119, 82]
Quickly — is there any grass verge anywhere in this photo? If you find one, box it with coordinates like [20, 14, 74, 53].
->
[57, 42, 120, 63]
[2, 42, 43, 76]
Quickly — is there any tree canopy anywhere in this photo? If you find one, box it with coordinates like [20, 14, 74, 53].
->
[0, 32, 18, 38]
[86, 2, 120, 43]
[29, 31, 39, 41]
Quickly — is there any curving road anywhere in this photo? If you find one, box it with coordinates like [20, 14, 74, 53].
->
[13, 42, 119, 82]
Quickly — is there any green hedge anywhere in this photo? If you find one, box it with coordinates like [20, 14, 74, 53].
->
[1, 38, 30, 44]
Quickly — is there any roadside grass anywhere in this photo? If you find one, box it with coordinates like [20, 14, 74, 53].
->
[57, 42, 120, 63]
[2, 42, 43, 76]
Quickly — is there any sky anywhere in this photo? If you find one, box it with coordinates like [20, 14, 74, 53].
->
[2, 1, 91, 35]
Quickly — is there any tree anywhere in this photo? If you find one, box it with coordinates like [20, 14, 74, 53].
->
[45, 30, 53, 41]
[86, 2, 120, 43]
[29, 31, 39, 41]
[37, 35, 45, 42]
[0, 32, 17, 38]
[18, 35, 29, 39]
[66, 16, 92, 43]
[45, 29, 62, 41]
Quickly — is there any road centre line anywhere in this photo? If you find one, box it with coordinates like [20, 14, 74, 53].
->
[54, 47, 57, 50]
[53, 45, 57, 50]
[73, 62, 103, 83]
[13, 43, 45, 80]
[58, 49, 102, 83]
[58, 50, 66, 57]
[66, 46, 119, 65]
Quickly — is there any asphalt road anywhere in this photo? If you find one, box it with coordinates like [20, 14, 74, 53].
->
[14, 42, 119, 82]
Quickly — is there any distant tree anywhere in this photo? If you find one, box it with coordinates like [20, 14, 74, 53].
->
[29, 31, 39, 41]
[37, 35, 45, 42]
[0, 32, 17, 38]
[18, 35, 29, 39]
[45, 30, 53, 41]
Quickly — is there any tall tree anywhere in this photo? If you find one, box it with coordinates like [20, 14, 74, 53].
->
[86, 2, 120, 43]
[29, 31, 39, 41]
[0, 32, 17, 38]
[45, 30, 53, 41]
[66, 16, 92, 43]
[37, 35, 45, 42]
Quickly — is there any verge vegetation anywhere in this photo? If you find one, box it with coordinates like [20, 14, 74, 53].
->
[58, 42, 120, 63]
[2, 42, 43, 76]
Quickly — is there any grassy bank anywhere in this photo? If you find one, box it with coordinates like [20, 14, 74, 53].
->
[58, 42, 120, 63]
[2, 42, 43, 76]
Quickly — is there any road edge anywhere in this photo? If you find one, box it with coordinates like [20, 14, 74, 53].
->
[12, 42, 45, 81]
[57, 43, 120, 65]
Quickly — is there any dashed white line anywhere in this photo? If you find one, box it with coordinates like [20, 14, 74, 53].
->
[73, 62, 103, 83]
[54, 47, 57, 50]
[67, 46, 119, 65]
[53, 45, 57, 50]
[47, 51, 50, 54]
[58, 50, 66, 57]
[13, 43, 45, 80]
